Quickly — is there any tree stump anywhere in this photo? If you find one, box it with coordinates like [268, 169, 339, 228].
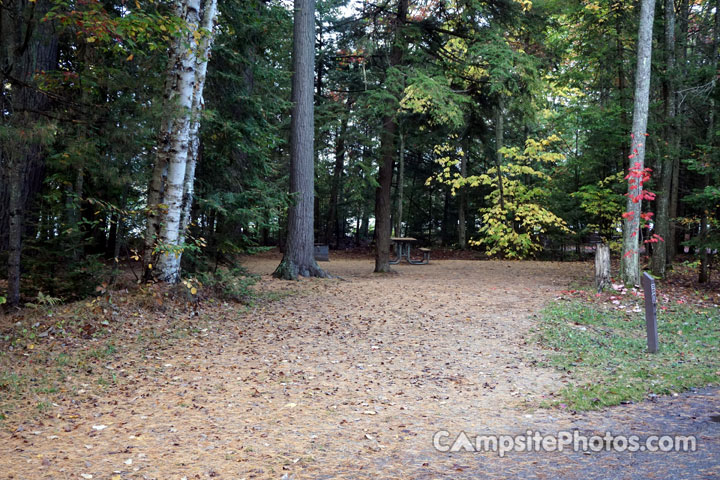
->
[595, 243, 611, 292]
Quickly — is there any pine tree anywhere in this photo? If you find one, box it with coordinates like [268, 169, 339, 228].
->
[274, 0, 328, 279]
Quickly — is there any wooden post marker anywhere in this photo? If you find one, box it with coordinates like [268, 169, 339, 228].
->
[641, 272, 658, 353]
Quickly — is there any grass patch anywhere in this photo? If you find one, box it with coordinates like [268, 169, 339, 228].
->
[535, 300, 720, 410]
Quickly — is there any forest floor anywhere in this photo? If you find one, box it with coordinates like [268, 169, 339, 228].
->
[1, 254, 718, 479]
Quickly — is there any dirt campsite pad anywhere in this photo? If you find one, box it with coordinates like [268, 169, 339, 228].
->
[1, 257, 718, 479]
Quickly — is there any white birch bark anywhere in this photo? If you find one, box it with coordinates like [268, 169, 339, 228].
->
[178, 0, 218, 248]
[154, 0, 202, 282]
[144, 0, 187, 276]
[621, 0, 656, 285]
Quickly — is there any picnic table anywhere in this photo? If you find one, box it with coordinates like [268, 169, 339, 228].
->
[389, 237, 430, 265]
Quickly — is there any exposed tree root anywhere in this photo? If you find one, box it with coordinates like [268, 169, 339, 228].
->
[273, 258, 330, 280]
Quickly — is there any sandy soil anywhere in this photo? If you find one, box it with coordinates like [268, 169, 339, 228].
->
[3, 257, 716, 479]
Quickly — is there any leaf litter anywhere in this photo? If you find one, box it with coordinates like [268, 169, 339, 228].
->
[0, 256, 619, 479]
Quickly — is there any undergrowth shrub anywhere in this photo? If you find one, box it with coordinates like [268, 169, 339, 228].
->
[196, 267, 258, 303]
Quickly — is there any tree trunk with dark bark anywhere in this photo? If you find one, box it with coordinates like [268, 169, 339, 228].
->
[615, 2, 631, 173]
[274, 0, 327, 279]
[669, 0, 690, 265]
[457, 136, 468, 250]
[326, 105, 350, 247]
[651, 0, 676, 277]
[1, 0, 58, 306]
[699, 0, 718, 283]
[495, 100, 506, 213]
[374, 0, 408, 273]
[394, 129, 405, 238]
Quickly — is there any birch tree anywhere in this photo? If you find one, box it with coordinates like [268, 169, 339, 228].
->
[145, 0, 218, 283]
[273, 0, 328, 279]
[621, 0, 656, 285]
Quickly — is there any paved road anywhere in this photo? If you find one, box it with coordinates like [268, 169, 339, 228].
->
[404, 387, 720, 479]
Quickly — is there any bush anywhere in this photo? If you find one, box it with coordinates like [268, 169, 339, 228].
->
[196, 267, 258, 303]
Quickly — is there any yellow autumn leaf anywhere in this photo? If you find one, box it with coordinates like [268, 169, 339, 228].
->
[190, 287, 197, 295]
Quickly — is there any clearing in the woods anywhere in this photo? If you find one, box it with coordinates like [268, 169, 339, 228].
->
[1, 256, 718, 479]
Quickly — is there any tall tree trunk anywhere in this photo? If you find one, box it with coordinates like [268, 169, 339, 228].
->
[621, 0, 656, 286]
[146, 0, 217, 283]
[457, 136, 468, 249]
[178, 0, 218, 247]
[698, 179, 710, 283]
[669, 0, 689, 264]
[615, 2, 631, 173]
[361, 207, 369, 241]
[155, 0, 202, 282]
[394, 128, 405, 237]
[143, 0, 187, 277]
[327, 104, 350, 247]
[651, 0, 676, 277]
[375, 121, 397, 272]
[441, 186, 450, 246]
[374, 0, 408, 273]
[7, 151, 24, 306]
[274, 0, 327, 279]
[1, 0, 58, 306]
[699, 0, 718, 283]
[495, 99, 506, 212]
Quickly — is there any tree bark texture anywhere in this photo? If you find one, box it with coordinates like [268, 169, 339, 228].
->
[1, 0, 58, 305]
[495, 99, 506, 213]
[668, 0, 690, 264]
[178, 0, 218, 247]
[143, 0, 188, 276]
[394, 129, 405, 238]
[374, 0, 408, 273]
[155, 0, 202, 282]
[651, 0, 676, 277]
[615, 3, 630, 173]
[326, 104, 350, 247]
[595, 243, 611, 292]
[621, 0, 656, 286]
[699, 0, 718, 283]
[457, 136, 468, 249]
[146, 0, 218, 283]
[274, 0, 327, 279]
